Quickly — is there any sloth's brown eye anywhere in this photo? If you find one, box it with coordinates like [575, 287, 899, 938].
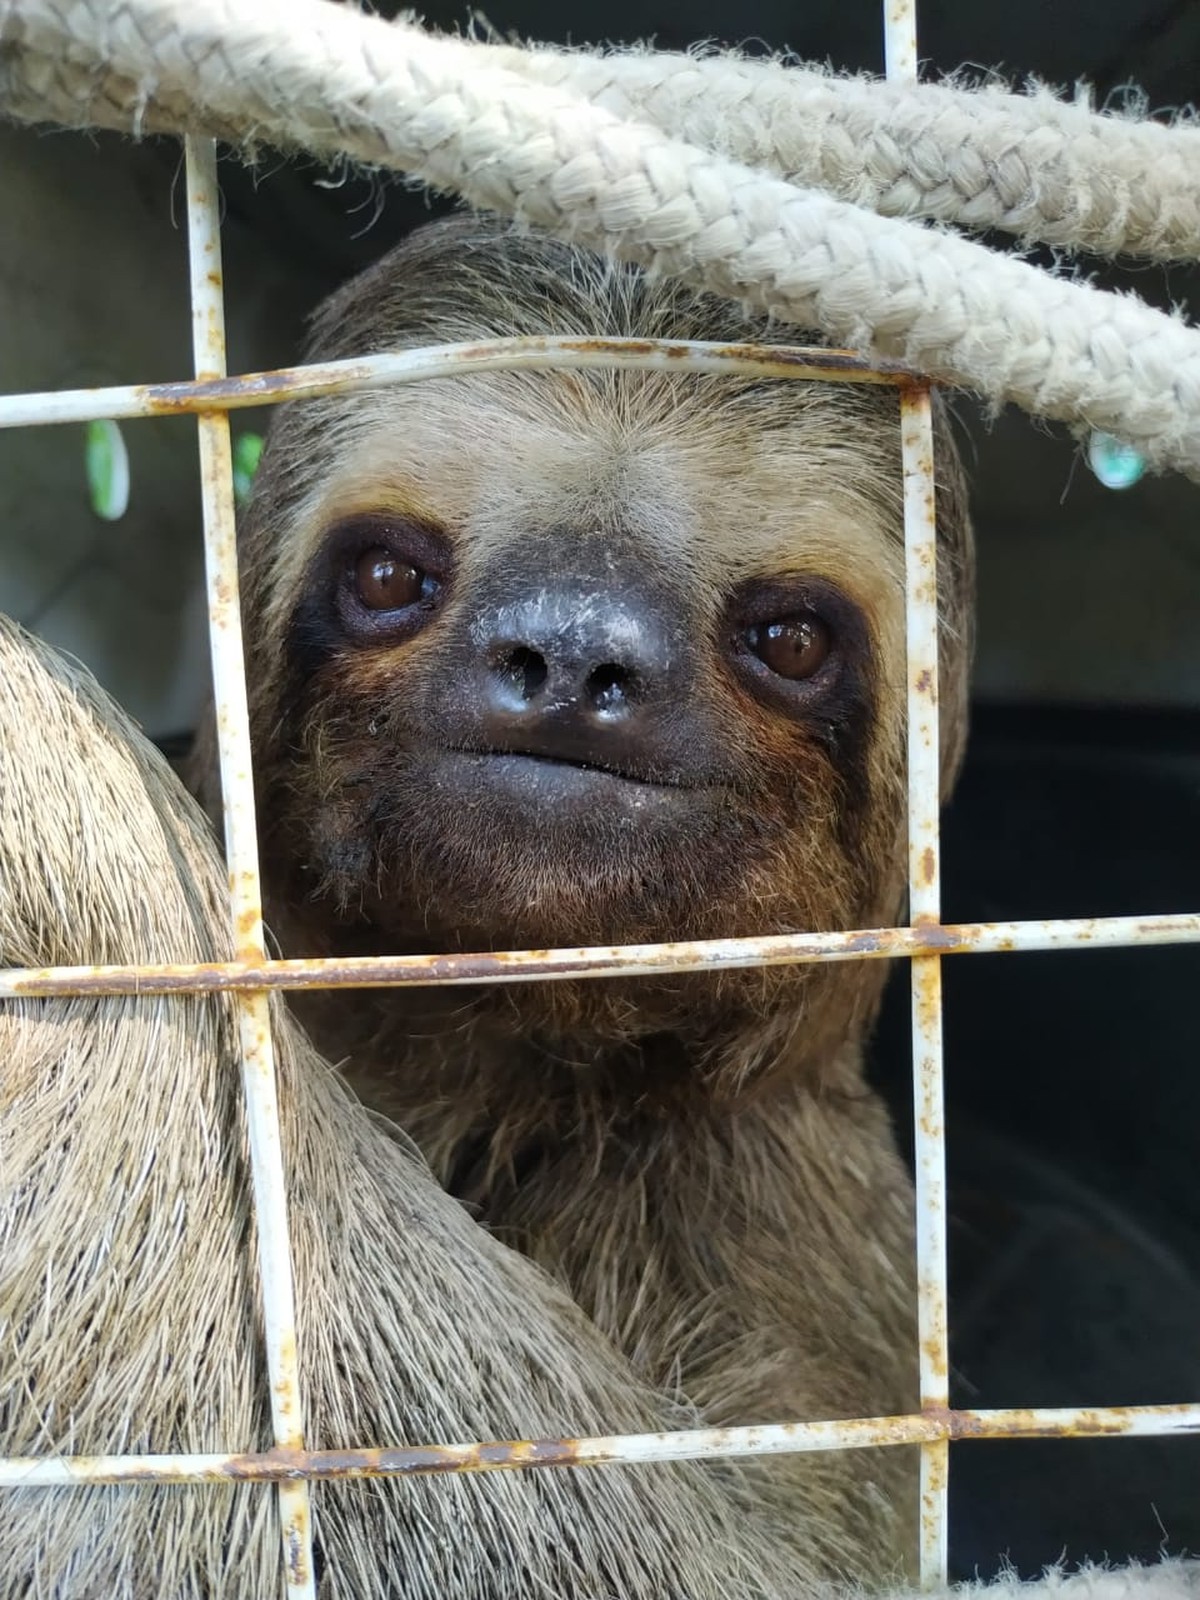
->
[354, 548, 426, 611]
[744, 614, 831, 680]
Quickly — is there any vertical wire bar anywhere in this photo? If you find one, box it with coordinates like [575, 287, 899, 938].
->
[882, 0, 919, 81]
[883, 0, 952, 1584]
[901, 390, 951, 1585]
[184, 136, 316, 1600]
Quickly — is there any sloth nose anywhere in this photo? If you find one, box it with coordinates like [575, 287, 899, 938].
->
[475, 588, 676, 748]
[489, 643, 642, 718]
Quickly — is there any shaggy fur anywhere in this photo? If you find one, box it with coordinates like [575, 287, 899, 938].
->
[211, 214, 976, 1584]
[0, 613, 850, 1597]
[3, 645, 1196, 1595]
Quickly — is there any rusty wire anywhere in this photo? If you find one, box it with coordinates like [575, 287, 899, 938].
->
[2, 1404, 1199, 1491]
[0, 340, 920, 431]
[183, 137, 315, 1599]
[1, 913, 1197, 999]
[885, 0, 951, 1577]
[899, 383, 951, 1584]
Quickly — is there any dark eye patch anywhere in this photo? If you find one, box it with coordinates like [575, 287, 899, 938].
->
[726, 576, 869, 709]
[279, 514, 453, 718]
[724, 575, 880, 851]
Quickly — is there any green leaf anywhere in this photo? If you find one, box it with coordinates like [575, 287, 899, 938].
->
[84, 419, 130, 521]
[232, 432, 265, 507]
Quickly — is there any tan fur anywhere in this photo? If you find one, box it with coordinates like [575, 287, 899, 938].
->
[0, 613, 862, 1597]
[219, 215, 975, 1585]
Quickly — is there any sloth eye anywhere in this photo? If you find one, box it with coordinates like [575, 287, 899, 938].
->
[347, 540, 441, 608]
[352, 547, 436, 612]
[324, 515, 451, 644]
[743, 613, 831, 680]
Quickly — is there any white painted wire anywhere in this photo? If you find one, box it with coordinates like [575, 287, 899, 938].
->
[184, 136, 315, 1600]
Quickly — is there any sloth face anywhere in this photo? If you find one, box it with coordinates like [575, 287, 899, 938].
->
[243, 219, 970, 978]
[267, 394, 902, 954]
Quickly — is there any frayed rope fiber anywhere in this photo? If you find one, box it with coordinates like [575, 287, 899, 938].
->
[1, 0, 1200, 477]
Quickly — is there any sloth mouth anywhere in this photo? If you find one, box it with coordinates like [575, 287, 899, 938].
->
[439, 747, 696, 794]
[414, 748, 724, 836]
[355, 750, 751, 948]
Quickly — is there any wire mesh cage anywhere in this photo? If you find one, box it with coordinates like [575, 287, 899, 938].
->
[1, 1, 1199, 1596]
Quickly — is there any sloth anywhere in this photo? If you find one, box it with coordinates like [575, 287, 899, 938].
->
[1, 220, 973, 1599]
[0, 206, 977, 1600]
[222, 213, 975, 1581]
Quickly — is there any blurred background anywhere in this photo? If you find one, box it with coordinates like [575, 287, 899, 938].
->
[2, 0, 1198, 1578]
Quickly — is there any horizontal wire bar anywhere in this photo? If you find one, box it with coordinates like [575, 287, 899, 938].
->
[3, 1405, 1199, 1489]
[2, 912, 1196, 998]
[0, 337, 920, 431]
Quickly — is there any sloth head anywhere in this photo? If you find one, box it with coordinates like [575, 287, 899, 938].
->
[240, 216, 972, 1066]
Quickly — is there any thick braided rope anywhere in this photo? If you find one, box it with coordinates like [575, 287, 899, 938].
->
[452, 38, 1200, 263]
[889, 1561, 1200, 1600]
[2, 0, 1199, 480]
[884, 1565, 1200, 1600]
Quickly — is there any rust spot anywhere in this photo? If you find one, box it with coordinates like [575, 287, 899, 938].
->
[227, 1437, 592, 1481]
[944, 1408, 986, 1440]
[918, 1405, 955, 1439]
[719, 341, 921, 386]
[546, 337, 659, 359]
[434, 337, 920, 387]
[702, 1426, 736, 1450]
[841, 928, 889, 954]
[284, 1514, 310, 1583]
[920, 1330, 949, 1376]
[920, 847, 936, 886]
[1137, 918, 1199, 938]
[140, 366, 331, 415]
[274, 1333, 298, 1398]
[479, 1438, 582, 1468]
[914, 668, 933, 693]
[673, 948, 707, 968]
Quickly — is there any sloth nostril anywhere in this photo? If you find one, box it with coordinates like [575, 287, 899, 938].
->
[586, 662, 632, 714]
[497, 646, 549, 702]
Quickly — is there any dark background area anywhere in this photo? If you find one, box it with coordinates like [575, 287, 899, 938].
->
[871, 708, 1200, 1577]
